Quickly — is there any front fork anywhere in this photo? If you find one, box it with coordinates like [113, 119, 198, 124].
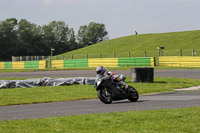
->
[104, 87, 109, 96]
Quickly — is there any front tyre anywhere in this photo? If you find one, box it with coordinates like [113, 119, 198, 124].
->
[97, 87, 112, 104]
[127, 86, 139, 102]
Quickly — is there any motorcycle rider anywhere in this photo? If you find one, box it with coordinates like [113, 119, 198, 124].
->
[96, 66, 128, 90]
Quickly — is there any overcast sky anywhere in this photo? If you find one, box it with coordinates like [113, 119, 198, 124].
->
[0, 0, 200, 39]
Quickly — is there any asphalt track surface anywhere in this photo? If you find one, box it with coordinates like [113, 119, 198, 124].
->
[0, 91, 200, 121]
[0, 69, 200, 121]
[1, 69, 200, 79]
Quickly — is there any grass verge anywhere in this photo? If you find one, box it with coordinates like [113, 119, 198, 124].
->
[1, 77, 200, 106]
[0, 107, 200, 132]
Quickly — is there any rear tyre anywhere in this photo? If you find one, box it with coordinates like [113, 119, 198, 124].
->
[97, 88, 112, 104]
[127, 86, 139, 102]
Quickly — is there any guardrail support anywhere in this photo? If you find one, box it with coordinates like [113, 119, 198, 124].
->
[180, 49, 182, 56]
[113, 52, 116, 58]
[192, 49, 196, 56]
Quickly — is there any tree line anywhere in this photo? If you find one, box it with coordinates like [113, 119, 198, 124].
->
[0, 18, 108, 61]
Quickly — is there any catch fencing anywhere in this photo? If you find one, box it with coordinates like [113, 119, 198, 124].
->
[11, 49, 200, 61]
[12, 56, 50, 62]
[50, 49, 200, 60]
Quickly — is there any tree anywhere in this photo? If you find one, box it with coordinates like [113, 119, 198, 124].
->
[41, 21, 76, 55]
[0, 18, 18, 60]
[0, 18, 108, 61]
[0, 18, 45, 60]
[17, 19, 43, 56]
[77, 22, 108, 47]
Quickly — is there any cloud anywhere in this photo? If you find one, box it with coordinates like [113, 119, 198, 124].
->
[43, 0, 53, 5]
[139, 21, 168, 34]
[189, 0, 200, 7]
[63, 0, 96, 4]
[43, 0, 98, 5]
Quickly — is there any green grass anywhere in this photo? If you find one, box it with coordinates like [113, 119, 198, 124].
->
[1, 77, 200, 106]
[0, 107, 200, 133]
[58, 30, 200, 59]
[0, 85, 96, 106]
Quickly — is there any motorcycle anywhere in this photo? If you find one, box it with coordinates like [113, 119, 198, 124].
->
[94, 74, 139, 104]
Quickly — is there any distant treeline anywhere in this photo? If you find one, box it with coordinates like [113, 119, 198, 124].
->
[0, 18, 108, 61]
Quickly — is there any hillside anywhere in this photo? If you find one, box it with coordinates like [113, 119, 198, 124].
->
[59, 30, 200, 58]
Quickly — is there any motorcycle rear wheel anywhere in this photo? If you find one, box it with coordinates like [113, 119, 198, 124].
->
[97, 88, 112, 104]
[127, 86, 139, 102]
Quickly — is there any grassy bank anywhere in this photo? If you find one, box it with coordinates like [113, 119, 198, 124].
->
[59, 30, 200, 57]
[0, 107, 200, 132]
[1, 77, 200, 106]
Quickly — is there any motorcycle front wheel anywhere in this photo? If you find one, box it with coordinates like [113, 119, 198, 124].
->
[127, 86, 139, 102]
[97, 87, 112, 104]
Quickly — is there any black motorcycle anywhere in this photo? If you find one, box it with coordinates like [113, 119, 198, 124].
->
[94, 74, 139, 104]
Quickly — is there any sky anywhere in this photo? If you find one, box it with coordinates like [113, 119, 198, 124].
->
[0, 0, 200, 39]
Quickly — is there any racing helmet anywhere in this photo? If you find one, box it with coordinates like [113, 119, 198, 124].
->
[96, 66, 105, 74]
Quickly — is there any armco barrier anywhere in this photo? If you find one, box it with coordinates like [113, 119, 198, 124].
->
[52, 59, 88, 68]
[0, 58, 155, 69]
[159, 56, 200, 67]
[88, 58, 118, 67]
[0, 60, 46, 69]
[118, 57, 154, 67]
[52, 57, 155, 68]
[12, 62, 24, 69]
[0, 62, 4, 69]
[52, 60, 64, 69]
[4, 62, 12, 69]
[38, 61, 46, 69]
[64, 59, 88, 68]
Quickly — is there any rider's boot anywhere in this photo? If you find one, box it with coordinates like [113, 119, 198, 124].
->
[120, 81, 128, 92]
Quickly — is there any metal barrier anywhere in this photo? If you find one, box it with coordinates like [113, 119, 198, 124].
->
[0, 60, 46, 69]
[51, 57, 155, 69]
[159, 56, 200, 67]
